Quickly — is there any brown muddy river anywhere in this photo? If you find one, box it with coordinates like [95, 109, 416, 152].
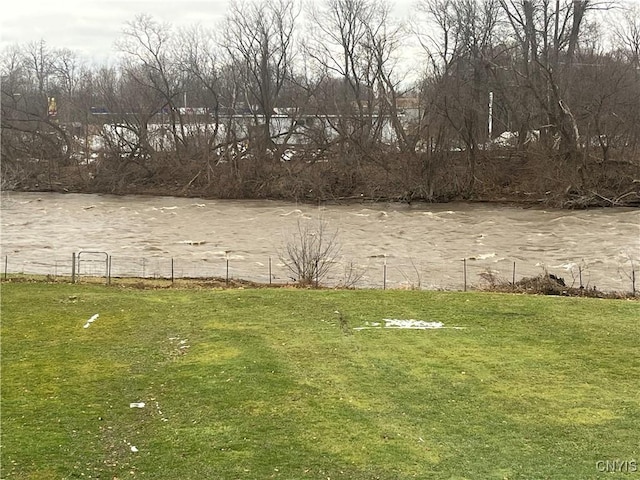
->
[1, 192, 638, 291]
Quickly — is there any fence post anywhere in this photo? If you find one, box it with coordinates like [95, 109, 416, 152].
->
[4, 255, 7, 280]
[107, 256, 112, 285]
[463, 258, 467, 292]
[512, 261, 516, 285]
[269, 257, 272, 285]
[226, 258, 229, 286]
[71, 253, 76, 283]
[171, 258, 174, 284]
[579, 265, 583, 288]
[383, 261, 387, 290]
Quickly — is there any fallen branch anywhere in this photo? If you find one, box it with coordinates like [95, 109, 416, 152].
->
[615, 190, 640, 205]
[590, 191, 616, 206]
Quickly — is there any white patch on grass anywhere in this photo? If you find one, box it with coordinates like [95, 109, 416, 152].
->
[124, 439, 140, 453]
[169, 336, 190, 355]
[354, 319, 465, 331]
[83, 313, 99, 328]
[154, 401, 168, 421]
[130, 402, 145, 408]
[383, 319, 444, 329]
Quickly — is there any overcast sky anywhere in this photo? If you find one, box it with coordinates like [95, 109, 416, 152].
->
[1, 0, 416, 65]
[0, 0, 233, 64]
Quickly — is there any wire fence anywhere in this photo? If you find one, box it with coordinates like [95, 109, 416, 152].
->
[2, 250, 637, 294]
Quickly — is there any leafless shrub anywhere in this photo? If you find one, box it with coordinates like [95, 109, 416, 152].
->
[478, 269, 506, 288]
[618, 253, 638, 296]
[567, 260, 590, 289]
[337, 261, 367, 289]
[280, 219, 341, 287]
[397, 258, 423, 290]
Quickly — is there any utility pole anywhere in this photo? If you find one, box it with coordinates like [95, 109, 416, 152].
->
[488, 91, 493, 140]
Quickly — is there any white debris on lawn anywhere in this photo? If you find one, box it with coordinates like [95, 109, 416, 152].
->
[354, 319, 465, 331]
[83, 314, 99, 329]
[130, 402, 145, 408]
[384, 319, 444, 329]
[124, 439, 139, 453]
[169, 336, 190, 354]
[155, 401, 168, 422]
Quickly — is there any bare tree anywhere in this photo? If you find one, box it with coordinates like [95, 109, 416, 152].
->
[415, 0, 502, 194]
[610, 3, 640, 154]
[174, 24, 226, 180]
[89, 65, 167, 191]
[498, 0, 607, 162]
[613, 2, 640, 67]
[306, 0, 395, 159]
[224, 0, 299, 155]
[117, 15, 188, 160]
[280, 219, 341, 286]
[1, 41, 74, 189]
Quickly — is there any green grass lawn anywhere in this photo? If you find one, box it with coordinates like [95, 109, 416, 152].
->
[1, 283, 638, 479]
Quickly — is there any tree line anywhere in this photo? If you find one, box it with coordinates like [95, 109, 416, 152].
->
[2, 0, 639, 207]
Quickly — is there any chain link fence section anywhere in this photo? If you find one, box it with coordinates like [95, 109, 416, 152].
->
[0, 251, 637, 294]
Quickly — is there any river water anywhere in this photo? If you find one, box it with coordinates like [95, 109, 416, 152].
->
[1, 192, 638, 291]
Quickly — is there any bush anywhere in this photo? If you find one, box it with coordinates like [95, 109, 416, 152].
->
[280, 219, 341, 286]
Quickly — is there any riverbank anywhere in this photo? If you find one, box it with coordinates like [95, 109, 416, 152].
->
[11, 180, 639, 209]
[5, 148, 639, 209]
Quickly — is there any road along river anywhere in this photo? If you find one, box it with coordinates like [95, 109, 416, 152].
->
[1, 192, 638, 291]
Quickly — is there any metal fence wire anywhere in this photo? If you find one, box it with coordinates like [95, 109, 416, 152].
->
[2, 251, 637, 294]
